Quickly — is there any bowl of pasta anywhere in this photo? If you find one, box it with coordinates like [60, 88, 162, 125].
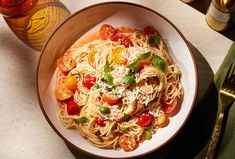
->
[37, 2, 198, 158]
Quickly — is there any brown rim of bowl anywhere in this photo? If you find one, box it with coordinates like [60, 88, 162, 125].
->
[36, 1, 199, 159]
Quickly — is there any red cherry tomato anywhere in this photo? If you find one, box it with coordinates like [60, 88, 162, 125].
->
[99, 24, 117, 40]
[67, 100, 81, 115]
[111, 34, 133, 48]
[84, 74, 96, 90]
[95, 117, 106, 127]
[103, 95, 120, 106]
[57, 55, 76, 73]
[144, 26, 157, 36]
[137, 112, 154, 127]
[161, 98, 178, 114]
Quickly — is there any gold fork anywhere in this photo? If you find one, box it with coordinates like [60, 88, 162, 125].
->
[205, 63, 235, 159]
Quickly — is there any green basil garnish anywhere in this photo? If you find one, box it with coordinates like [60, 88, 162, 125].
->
[148, 35, 160, 47]
[119, 125, 128, 133]
[103, 60, 114, 85]
[127, 52, 151, 70]
[100, 106, 110, 114]
[145, 130, 152, 140]
[123, 113, 130, 121]
[77, 117, 88, 123]
[121, 75, 135, 85]
[97, 134, 104, 143]
[94, 84, 101, 89]
[103, 73, 113, 85]
[151, 55, 167, 72]
[104, 60, 110, 73]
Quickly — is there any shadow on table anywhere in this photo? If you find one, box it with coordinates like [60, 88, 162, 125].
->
[65, 43, 219, 159]
[183, 0, 235, 41]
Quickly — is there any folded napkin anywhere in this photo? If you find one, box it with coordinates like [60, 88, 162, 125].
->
[195, 41, 235, 159]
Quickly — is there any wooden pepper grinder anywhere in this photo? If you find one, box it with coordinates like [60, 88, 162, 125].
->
[206, 0, 235, 31]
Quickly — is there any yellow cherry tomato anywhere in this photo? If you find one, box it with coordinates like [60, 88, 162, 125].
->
[88, 51, 96, 65]
[65, 75, 77, 92]
[112, 47, 127, 64]
[55, 84, 73, 101]
[155, 113, 166, 126]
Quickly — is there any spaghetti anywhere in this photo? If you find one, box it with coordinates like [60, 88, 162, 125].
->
[54, 24, 183, 151]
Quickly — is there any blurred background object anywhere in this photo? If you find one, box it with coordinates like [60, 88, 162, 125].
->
[0, 0, 38, 17]
[0, 0, 70, 51]
[181, 0, 197, 3]
[206, 0, 235, 31]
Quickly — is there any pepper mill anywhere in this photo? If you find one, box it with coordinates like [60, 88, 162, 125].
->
[206, 0, 235, 31]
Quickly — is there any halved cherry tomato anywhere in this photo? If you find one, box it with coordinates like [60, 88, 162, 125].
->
[119, 135, 138, 152]
[143, 26, 158, 36]
[103, 95, 120, 106]
[67, 99, 81, 115]
[84, 74, 96, 90]
[65, 75, 77, 92]
[137, 112, 154, 127]
[57, 55, 76, 73]
[155, 113, 166, 126]
[99, 24, 117, 40]
[111, 34, 133, 48]
[161, 98, 178, 114]
[88, 51, 96, 65]
[55, 84, 73, 101]
[112, 47, 127, 64]
[95, 117, 106, 127]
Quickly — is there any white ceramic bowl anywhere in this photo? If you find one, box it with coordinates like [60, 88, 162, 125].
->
[37, 2, 198, 158]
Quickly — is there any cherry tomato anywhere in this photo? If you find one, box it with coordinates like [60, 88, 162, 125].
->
[99, 24, 117, 40]
[88, 51, 96, 65]
[155, 113, 166, 126]
[65, 75, 77, 92]
[144, 26, 158, 36]
[103, 95, 120, 106]
[67, 99, 81, 115]
[119, 135, 138, 152]
[112, 47, 127, 65]
[84, 74, 96, 90]
[161, 98, 178, 114]
[95, 117, 106, 127]
[137, 112, 154, 127]
[57, 55, 76, 73]
[55, 84, 73, 101]
[111, 34, 133, 48]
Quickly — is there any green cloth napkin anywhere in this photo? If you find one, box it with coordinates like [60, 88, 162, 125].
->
[195, 41, 235, 159]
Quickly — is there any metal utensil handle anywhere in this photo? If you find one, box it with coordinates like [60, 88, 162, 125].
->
[205, 113, 224, 159]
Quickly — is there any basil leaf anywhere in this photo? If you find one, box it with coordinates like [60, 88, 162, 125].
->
[104, 60, 110, 73]
[145, 130, 152, 140]
[103, 73, 113, 85]
[112, 86, 117, 94]
[97, 135, 104, 143]
[127, 52, 151, 70]
[100, 106, 110, 114]
[121, 75, 135, 85]
[151, 55, 167, 72]
[94, 84, 101, 89]
[123, 113, 130, 121]
[77, 117, 88, 123]
[148, 35, 160, 47]
[119, 125, 128, 133]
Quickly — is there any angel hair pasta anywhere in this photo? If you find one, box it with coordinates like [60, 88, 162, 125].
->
[54, 24, 183, 152]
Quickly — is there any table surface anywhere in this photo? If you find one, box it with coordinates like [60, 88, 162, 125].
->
[0, 0, 233, 159]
